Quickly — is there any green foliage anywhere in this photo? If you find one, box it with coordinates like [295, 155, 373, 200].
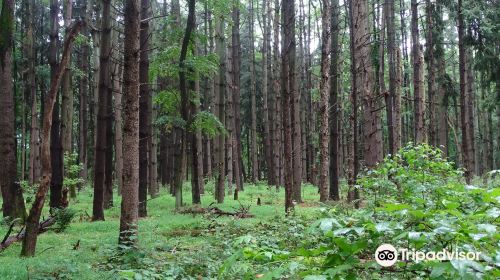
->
[63, 152, 85, 192]
[191, 111, 227, 137]
[52, 208, 78, 233]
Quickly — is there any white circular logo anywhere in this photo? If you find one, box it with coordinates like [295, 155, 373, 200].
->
[375, 244, 398, 267]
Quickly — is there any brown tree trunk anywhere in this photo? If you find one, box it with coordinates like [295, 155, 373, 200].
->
[465, 49, 476, 176]
[457, 0, 472, 183]
[249, 0, 258, 183]
[425, 0, 436, 146]
[329, 0, 340, 201]
[272, 0, 282, 187]
[261, 0, 273, 186]
[226, 34, 235, 196]
[114, 62, 123, 195]
[386, 0, 397, 154]
[78, 0, 90, 188]
[282, 0, 295, 213]
[214, 15, 226, 203]
[92, 0, 112, 221]
[21, 21, 83, 257]
[0, 0, 27, 221]
[119, 0, 140, 246]
[355, 0, 381, 168]
[318, 0, 331, 202]
[138, 0, 150, 218]
[28, 0, 41, 186]
[49, 0, 64, 210]
[61, 0, 73, 154]
[411, 0, 425, 144]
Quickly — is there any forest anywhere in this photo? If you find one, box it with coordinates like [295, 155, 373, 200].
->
[0, 0, 499, 278]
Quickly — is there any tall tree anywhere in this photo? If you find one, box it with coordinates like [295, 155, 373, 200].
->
[61, 0, 74, 154]
[329, 0, 340, 201]
[411, 0, 425, 143]
[119, 0, 140, 246]
[21, 20, 83, 257]
[385, 0, 398, 154]
[282, 0, 295, 212]
[249, 0, 258, 183]
[318, 0, 331, 202]
[49, 0, 65, 210]
[0, 0, 27, 220]
[138, 0, 151, 217]
[92, 0, 112, 221]
[214, 13, 226, 203]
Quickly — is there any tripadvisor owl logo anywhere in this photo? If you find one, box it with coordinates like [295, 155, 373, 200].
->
[375, 244, 398, 267]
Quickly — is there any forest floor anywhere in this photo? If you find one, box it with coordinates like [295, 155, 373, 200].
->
[0, 182, 326, 279]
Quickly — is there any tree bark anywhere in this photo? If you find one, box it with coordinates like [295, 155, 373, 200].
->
[119, 0, 140, 246]
[386, 0, 397, 154]
[214, 15, 226, 203]
[48, 0, 64, 210]
[329, 0, 340, 201]
[92, 0, 112, 221]
[61, 0, 74, 154]
[138, 0, 150, 217]
[0, 0, 27, 220]
[457, 0, 472, 183]
[282, 0, 295, 213]
[318, 0, 331, 202]
[21, 21, 83, 257]
[249, 0, 259, 183]
[411, 0, 425, 144]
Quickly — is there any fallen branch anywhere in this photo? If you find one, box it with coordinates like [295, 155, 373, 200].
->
[0, 217, 56, 252]
[178, 203, 254, 219]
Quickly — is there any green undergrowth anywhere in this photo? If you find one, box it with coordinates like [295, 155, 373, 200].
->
[0, 144, 499, 279]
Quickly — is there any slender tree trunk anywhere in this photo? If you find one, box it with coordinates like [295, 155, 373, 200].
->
[0, 0, 27, 220]
[232, 2, 243, 193]
[282, 0, 295, 212]
[28, 0, 41, 186]
[465, 48, 476, 176]
[249, 0, 259, 183]
[138, 0, 150, 217]
[272, 0, 282, 187]
[92, 0, 112, 221]
[386, 0, 397, 154]
[21, 21, 82, 257]
[226, 33, 235, 196]
[425, 0, 436, 146]
[214, 15, 226, 203]
[411, 0, 425, 144]
[119, 0, 140, 246]
[261, 0, 273, 186]
[61, 0, 73, 154]
[347, 0, 360, 204]
[114, 62, 123, 195]
[49, 0, 64, 210]
[457, 0, 472, 183]
[329, 0, 340, 201]
[78, 0, 90, 188]
[318, 0, 331, 202]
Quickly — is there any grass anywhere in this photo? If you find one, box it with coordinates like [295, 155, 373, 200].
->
[0, 181, 324, 279]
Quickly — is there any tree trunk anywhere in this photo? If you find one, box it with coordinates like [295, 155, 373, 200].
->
[92, 0, 112, 221]
[119, 0, 140, 246]
[214, 15, 226, 203]
[78, 0, 90, 188]
[28, 0, 41, 186]
[48, 0, 64, 210]
[114, 62, 123, 195]
[0, 0, 27, 220]
[21, 21, 82, 257]
[318, 0, 331, 202]
[261, 0, 273, 187]
[425, 0, 436, 146]
[249, 0, 259, 183]
[411, 0, 425, 144]
[272, 0, 282, 187]
[386, 0, 397, 154]
[138, 0, 150, 218]
[329, 0, 340, 201]
[61, 0, 74, 154]
[457, 0, 472, 183]
[282, 0, 295, 213]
